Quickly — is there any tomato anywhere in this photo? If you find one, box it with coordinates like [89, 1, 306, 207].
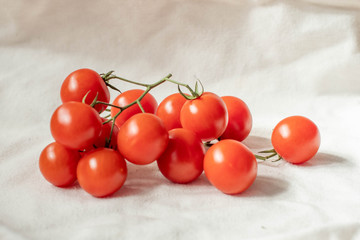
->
[60, 68, 110, 113]
[204, 139, 257, 195]
[85, 118, 119, 151]
[111, 89, 158, 128]
[77, 148, 127, 197]
[50, 102, 102, 150]
[157, 128, 205, 184]
[219, 96, 252, 142]
[180, 92, 228, 142]
[117, 113, 168, 165]
[39, 142, 80, 187]
[156, 93, 187, 131]
[271, 116, 320, 164]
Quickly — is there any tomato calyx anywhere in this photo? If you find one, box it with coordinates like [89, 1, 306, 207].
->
[100, 70, 123, 94]
[177, 79, 204, 100]
[254, 149, 283, 162]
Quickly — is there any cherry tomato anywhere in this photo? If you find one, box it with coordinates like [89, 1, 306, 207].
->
[77, 148, 127, 197]
[111, 89, 158, 128]
[220, 96, 252, 142]
[39, 142, 80, 187]
[180, 92, 228, 142]
[271, 116, 320, 164]
[60, 68, 110, 113]
[204, 139, 257, 195]
[117, 113, 168, 165]
[85, 118, 119, 151]
[50, 102, 102, 150]
[157, 128, 205, 184]
[156, 93, 187, 131]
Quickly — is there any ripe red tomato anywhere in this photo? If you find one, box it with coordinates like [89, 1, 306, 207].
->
[157, 128, 205, 183]
[117, 113, 168, 165]
[85, 118, 119, 151]
[204, 139, 257, 195]
[111, 89, 158, 128]
[271, 116, 320, 164]
[39, 142, 80, 187]
[220, 96, 252, 142]
[60, 68, 110, 113]
[180, 92, 228, 142]
[156, 93, 187, 131]
[50, 102, 102, 150]
[77, 148, 127, 198]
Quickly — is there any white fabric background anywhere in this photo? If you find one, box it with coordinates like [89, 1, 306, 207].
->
[1, 0, 360, 239]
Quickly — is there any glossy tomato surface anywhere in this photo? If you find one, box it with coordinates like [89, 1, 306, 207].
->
[220, 96, 252, 142]
[156, 93, 187, 131]
[77, 148, 127, 198]
[111, 89, 158, 128]
[204, 139, 257, 195]
[60, 68, 110, 113]
[117, 113, 168, 165]
[39, 142, 80, 187]
[157, 128, 205, 184]
[50, 102, 102, 150]
[180, 92, 228, 142]
[271, 116, 320, 164]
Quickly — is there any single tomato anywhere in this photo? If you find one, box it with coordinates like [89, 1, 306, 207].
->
[39, 142, 80, 187]
[111, 89, 158, 128]
[204, 139, 257, 195]
[180, 92, 228, 142]
[60, 68, 110, 113]
[156, 93, 187, 131]
[157, 128, 205, 184]
[220, 96, 252, 142]
[77, 148, 127, 198]
[117, 113, 168, 165]
[50, 101, 102, 150]
[271, 116, 320, 164]
[85, 118, 119, 151]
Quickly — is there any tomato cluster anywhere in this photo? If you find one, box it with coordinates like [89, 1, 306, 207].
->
[39, 68, 320, 197]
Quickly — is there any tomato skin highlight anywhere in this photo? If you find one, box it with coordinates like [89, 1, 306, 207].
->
[39, 142, 80, 187]
[117, 113, 169, 165]
[50, 102, 102, 150]
[60, 68, 110, 113]
[204, 139, 257, 195]
[271, 116, 320, 164]
[156, 93, 187, 131]
[220, 96, 252, 142]
[180, 92, 228, 142]
[157, 128, 205, 184]
[111, 89, 158, 128]
[77, 148, 127, 198]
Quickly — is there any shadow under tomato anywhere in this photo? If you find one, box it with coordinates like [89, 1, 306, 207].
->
[233, 175, 289, 198]
[301, 152, 349, 167]
[242, 135, 272, 150]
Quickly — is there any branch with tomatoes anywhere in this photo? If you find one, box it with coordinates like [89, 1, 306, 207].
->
[39, 68, 320, 198]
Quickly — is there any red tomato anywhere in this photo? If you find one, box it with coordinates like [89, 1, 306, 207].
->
[50, 102, 102, 150]
[111, 89, 158, 128]
[204, 139, 257, 195]
[271, 116, 320, 164]
[117, 113, 168, 165]
[60, 68, 110, 113]
[156, 93, 187, 131]
[77, 148, 127, 198]
[39, 142, 80, 187]
[180, 92, 228, 142]
[85, 118, 119, 151]
[220, 96, 252, 142]
[157, 128, 205, 184]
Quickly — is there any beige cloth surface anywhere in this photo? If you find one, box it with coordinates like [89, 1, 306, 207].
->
[0, 0, 360, 239]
